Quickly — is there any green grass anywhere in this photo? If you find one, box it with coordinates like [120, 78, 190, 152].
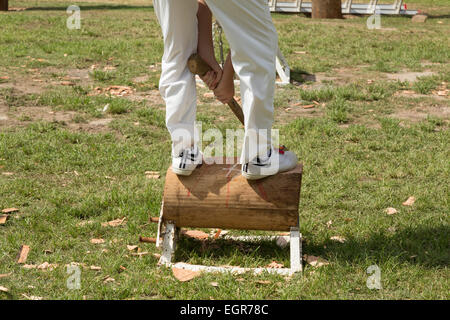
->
[0, 0, 449, 300]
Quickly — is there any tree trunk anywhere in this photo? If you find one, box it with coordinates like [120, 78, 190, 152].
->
[312, 0, 342, 19]
[0, 0, 8, 11]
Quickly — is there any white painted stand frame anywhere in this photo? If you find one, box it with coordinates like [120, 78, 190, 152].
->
[156, 201, 302, 275]
[158, 220, 302, 275]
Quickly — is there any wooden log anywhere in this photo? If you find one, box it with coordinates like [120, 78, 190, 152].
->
[162, 159, 302, 231]
[0, 0, 8, 11]
[312, 0, 343, 19]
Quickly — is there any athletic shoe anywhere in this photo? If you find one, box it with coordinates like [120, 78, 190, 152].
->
[171, 146, 202, 176]
[241, 145, 298, 180]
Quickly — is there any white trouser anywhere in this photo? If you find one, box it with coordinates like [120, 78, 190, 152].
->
[154, 0, 278, 163]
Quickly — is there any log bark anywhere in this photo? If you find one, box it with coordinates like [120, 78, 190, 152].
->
[312, 0, 342, 19]
[162, 158, 302, 231]
[0, 0, 8, 11]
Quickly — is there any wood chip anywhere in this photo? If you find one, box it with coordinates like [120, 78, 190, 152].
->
[181, 230, 209, 240]
[303, 255, 329, 268]
[130, 251, 149, 256]
[22, 264, 37, 269]
[385, 207, 398, 215]
[145, 171, 160, 179]
[139, 236, 157, 243]
[326, 220, 333, 228]
[402, 196, 416, 206]
[210, 282, 219, 287]
[172, 267, 201, 282]
[77, 220, 94, 227]
[302, 104, 315, 109]
[0, 215, 8, 225]
[149, 217, 159, 223]
[17, 245, 30, 264]
[127, 245, 138, 251]
[90, 265, 101, 271]
[101, 217, 127, 227]
[256, 280, 271, 285]
[103, 276, 115, 283]
[0, 286, 9, 293]
[90, 238, 105, 244]
[2, 208, 19, 214]
[330, 236, 346, 243]
[0, 273, 12, 279]
[213, 229, 222, 239]
[266, 261, 284, 268]
[60, 81, 75, 86]
[37, 262, 58, 270]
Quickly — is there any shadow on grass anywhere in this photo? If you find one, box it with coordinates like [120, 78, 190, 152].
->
[291, 68, 314, 84]
[175, 236, 290, 267]
[307, 225, 449, 268]
[427, 15, 450, 19]
[175, 225, 449, 268]
[25, 5, 154, 11]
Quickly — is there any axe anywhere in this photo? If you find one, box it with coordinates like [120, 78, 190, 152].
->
[187, 53, 245, 125]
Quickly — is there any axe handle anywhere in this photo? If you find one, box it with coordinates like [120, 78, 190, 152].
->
[187, 53, 245, 125]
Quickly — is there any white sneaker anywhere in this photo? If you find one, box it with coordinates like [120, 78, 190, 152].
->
[241, 146, 298, 180]
[171, 146, 202, 176]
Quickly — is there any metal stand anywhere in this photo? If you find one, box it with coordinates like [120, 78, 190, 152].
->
[268, 0, 418, 16]
[158, 221, 302, 275]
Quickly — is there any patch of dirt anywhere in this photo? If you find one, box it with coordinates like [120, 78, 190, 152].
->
[67, 118, 114, 134]
[298, 66, 375, 88]
[65, 68, 91, 83]
[133, 75, 150, 83]
[389, 106, 449, 122]
[0, 102, 115, 134]
[0, 101, 9, 123]
[276, 105, 325, 124]
[0, 78, 46, 95]
[394, 91, 448, 100]
[386, 70, 436, 82]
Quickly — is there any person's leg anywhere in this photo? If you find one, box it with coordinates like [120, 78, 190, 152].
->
[204, 0, 278, 164]
[154, 0, 199, 158]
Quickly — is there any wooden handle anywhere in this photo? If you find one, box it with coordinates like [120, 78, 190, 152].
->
[187, 54, 245, 125]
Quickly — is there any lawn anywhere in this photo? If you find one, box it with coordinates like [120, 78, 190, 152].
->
[0, 0, 448, 300]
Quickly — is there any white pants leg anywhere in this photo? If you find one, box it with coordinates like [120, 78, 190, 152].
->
[205, 0, 278, 163]
[154, 0, 198, 157]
